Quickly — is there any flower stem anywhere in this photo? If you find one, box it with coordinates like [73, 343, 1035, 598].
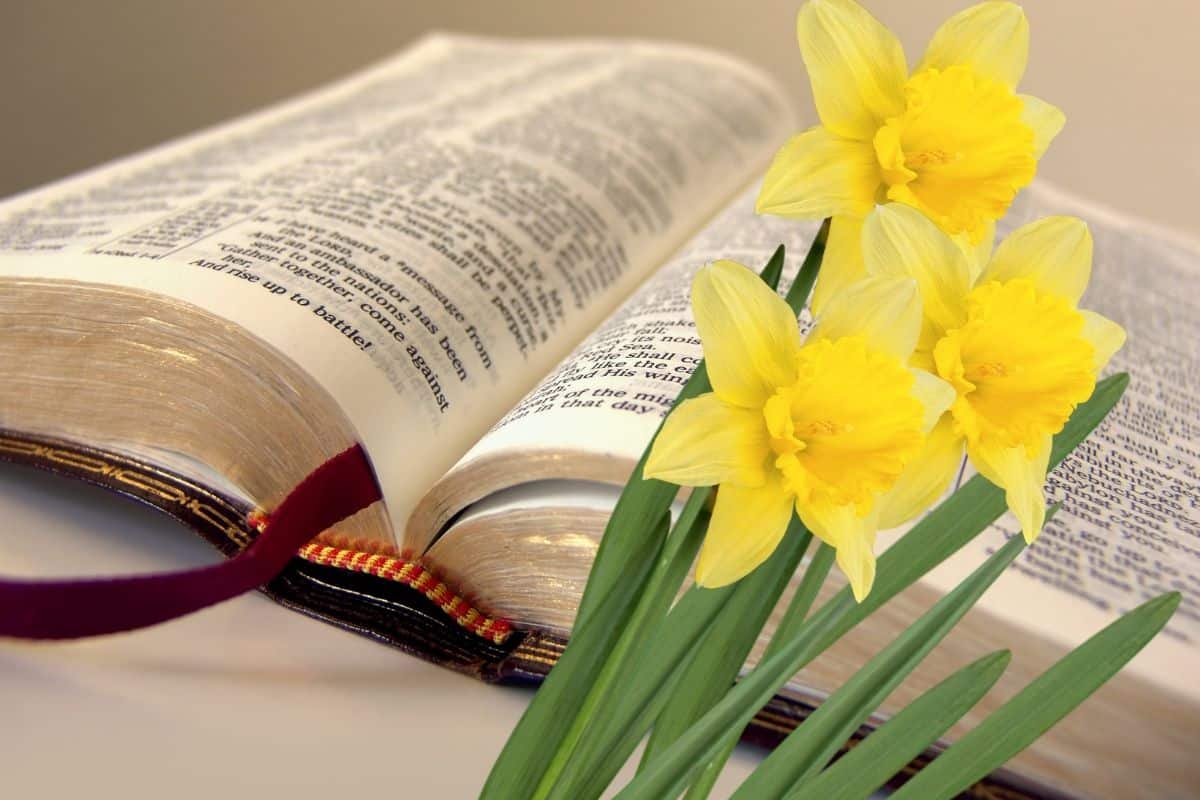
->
[530, 488, 711, 800]
[784, 218, 830, 314]
[765, 543, 836, 660]
[681, 543, 835, 800]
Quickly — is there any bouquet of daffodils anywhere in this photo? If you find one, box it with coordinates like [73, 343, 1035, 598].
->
[482, 2, 1177, 798]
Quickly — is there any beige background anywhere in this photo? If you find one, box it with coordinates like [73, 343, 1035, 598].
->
[2, 0, 1199, 236]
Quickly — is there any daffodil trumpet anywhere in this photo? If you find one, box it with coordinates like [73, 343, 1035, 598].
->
[864, 203, 1126, 544]
[756, 0, 1065, 315]
[643, 259, 954, 601]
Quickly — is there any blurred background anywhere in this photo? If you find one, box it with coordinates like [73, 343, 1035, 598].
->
[1, 0, 1198, 237]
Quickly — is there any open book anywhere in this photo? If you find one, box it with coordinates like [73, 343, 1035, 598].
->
[1, 34, 1196, 798]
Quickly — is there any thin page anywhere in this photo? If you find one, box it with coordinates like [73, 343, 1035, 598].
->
[0, 34, 795, 533]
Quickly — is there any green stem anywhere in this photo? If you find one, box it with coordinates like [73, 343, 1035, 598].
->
[765, 544, 835, 660]
[682, 543, 835, 800]
[530, 489, 711, 800]
[561, 585, 738, 800]
[639, 523, 812, 772]
[784, 218, 829, 314]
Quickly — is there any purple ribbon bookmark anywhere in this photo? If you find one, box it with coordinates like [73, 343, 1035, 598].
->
[0, 444, 381, 640]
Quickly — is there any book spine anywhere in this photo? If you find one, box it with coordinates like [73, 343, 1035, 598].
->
[297, 541, 514, 644]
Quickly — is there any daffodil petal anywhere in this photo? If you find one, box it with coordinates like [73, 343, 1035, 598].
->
[877, 416, 965, 529]
[1080, 310, 1126, 372]
[811, 214, 867, 315]
[982, 216, 1093, 303]
[811, 275, 922, 360]
[643, 393, 769, 488]
[798, 501, 878, 601]
[955, 220, 996, 283]
[1020, 94, 1066, 158]
[863, 203, 971, 337]
[756, 127, 880, 220]
[692, 260, 802, 408]
[917, 1, 1029, 88]
[836, 529, 877, 603]
[967, 433, 1052, 543]
[797, 0, 908, 139]
[912, 369, 957, 432]
[696, 477, 795, 588]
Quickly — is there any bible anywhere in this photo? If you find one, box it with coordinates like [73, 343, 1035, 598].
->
[0, 34, 1196, 799]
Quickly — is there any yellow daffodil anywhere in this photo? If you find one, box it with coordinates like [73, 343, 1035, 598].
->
[864, 203, 1126, 542]
[643, 260, 954, 601]
[756, 0, 1064, 315]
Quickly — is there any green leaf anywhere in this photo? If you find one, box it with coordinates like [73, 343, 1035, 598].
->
[640, 522, 813, 770]
[765, 543, 836, 661]
[480, 513, 667, 799]
[891, 592, 1181, 800]
[558, 525, 809, 800]
[532, 492, 712, 799]
[569, 583, 738, 799]
[573, 418, 700, 635]
[641, 490, 715, 623]
[614, 375, 1126, 800]
[760, 243, 788, 294]
[683, 542, 836, 800]
[482, 247, 790, 799]
[732, 535, 1026, 799]
[613, 589, 854, 799]
[789, 650, 1011, 800]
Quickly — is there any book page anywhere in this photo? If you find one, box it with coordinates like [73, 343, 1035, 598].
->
[438, 186, 813, 481]
[412, 187, 817, 538]
[0, 34, 795, 534]
[442, 181, 1200, 699]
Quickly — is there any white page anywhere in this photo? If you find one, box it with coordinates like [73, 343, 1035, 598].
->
[0, 34, 795, 532]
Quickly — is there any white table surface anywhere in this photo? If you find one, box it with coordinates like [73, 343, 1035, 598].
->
[0, 459, 769, 799]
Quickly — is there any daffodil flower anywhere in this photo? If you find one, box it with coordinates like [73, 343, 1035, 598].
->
[756, 0, 1064, 315]
[643, 261, 954, 601]
[864, 203, 1126, 543]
